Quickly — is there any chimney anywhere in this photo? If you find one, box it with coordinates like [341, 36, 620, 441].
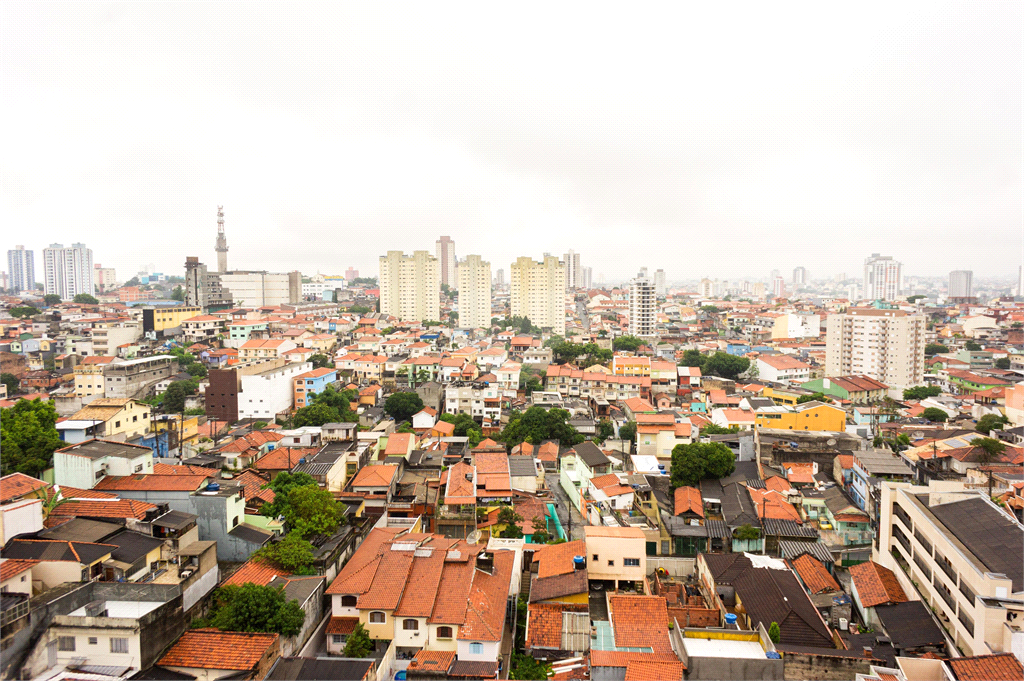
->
[476, 552, 494, 575]
[862, 646, 873, 659]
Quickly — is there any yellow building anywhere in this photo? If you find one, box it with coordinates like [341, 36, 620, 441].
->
[754, 401, 846, 432]
[761, 385, 805, 406]
[611, 355, 651, 377]
[73, 356, 118, 397]
[141, 306, 203, 333]
[69, 398, 152, 440]
[152, 414, 200, 447]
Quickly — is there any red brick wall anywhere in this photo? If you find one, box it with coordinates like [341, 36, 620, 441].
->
[668, 606, 720, 628]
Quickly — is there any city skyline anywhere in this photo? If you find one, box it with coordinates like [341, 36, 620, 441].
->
[2, 3, 1021, 282]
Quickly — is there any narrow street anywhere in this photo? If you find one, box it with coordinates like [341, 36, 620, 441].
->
[544, 473, 587, 541]
[575, 299, 590, 333]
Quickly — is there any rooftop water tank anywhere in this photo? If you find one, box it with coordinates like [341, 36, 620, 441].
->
[206, 482, 220, 492]
[724, 613, 737, 625]
[573, 556, 586, 570]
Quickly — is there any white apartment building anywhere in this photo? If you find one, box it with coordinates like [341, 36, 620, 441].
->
[436, 236, 456, 288]
[653, 269, 666, 297]
[563, 250, 581, 289]
[7, 246, 35, 294]
[445, 381, 501, 423]
[91, 320, 143, 356]
[793, 266, 809, 285]
[771, 313, 821, 340]
[948, 270, 974, 300]
[628, 276, 657, 337]
[876, 481, 1024, 658]
[94, 265, 117, 292]
[238, 361, 312, 420]
[379, 250, 441, 322]
[218, 270, 297, 307]
[509, 255, 566, 336]
[825, 308, 925, 394]
[864, 253, 902, 301]
[456, 254, 491, 329]
[43, 243, 94, 300]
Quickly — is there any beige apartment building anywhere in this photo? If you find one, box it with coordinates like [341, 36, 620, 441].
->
[378, 250, 440, 322]
[509, 255, 566, 336]
[825, 308, 925, 394]
[876, 481, 1024, 658]
[456, 254, 491, 329]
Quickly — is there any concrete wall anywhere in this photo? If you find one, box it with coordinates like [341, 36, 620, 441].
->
[190, 491, 250, 561]
[647, 556, 696, 579]
[0, 498, 43, 544]
[781, 651, 877, 681]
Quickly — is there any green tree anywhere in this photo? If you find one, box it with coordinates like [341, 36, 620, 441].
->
[530, 516, 551, 544]
[974, 437, 1008, 497]
[797, 392, 831, 404]
[499, 406, 584, 448]
[254, 531, 317, 573]
[734, 524, 760, 542]
[618, 421, 637, 443]
[343, 623, 374, 657]
[543, 335, 564, 349]
[282, 484, 342, 538]
[261, 472, 319, 516]
[293, 402, 342, 428]
[612, 335, 644, 352]
[964, 340, 982, 351]
[497, 505, 524, 538]
[921, 407, 948, 423]
[995, 358, 1011, 370]
[308, 353, 332, 369]
[976, 413, 1010, 433]
[679, 349, 704, 367]
[185, 362, 207, 378]
[43, 294, 61, 306]
[163, 380, 198, 413]
[0, 398, 64, 476]
[700, 305, 720, 314]
[208, 583, 305, 636]
[348, 305, 372, 315]
[440, 413, 483, 438]
[383, 391, 424, 422]
[509, 653, 552, 680]
[768, 621, 781, 644]
[925, 342, 948, 356]
[73, 293, 99, 305]
[1, 372, 19, 396]
[702, 352, 750, 380]
[700, 423, 740, 435]
[519, 368, 544, 395]
[597, 419, 615, 441]
[293, 385, 357, 427]
[171, 285, 185, 301]
[903, 385, 942, 400]
[670, 442, 735, 488]
[9, 306, 40, 318]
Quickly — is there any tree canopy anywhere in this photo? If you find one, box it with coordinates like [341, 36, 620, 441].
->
[293, 385, 357, 427]
[612, 335, 644, 352]
[680, 350, 750, 380]
[924, 342, 948, 356]
[1, 398, 64, 476]
[261, 472, 341, 538]
[797, 392, 832, 404]
[976, 413, 1009, 433]
[497, 505, 524, 538]
[551, 341, 612, 367]
[499, 406, 584, 448]
[1, 372, 19, 396]
[509, 315, 541, 335]
[309, 353, 332, 369]
[205, 583, 305, 637]
[254, 530, 317, 573]
[921, 407, 948, 423]
[995, 358, 1011, 370]
[383, 391, 425, 422]
[9, 306, 39, 318]
[618, 421, 637, 443]
[73, 293, 99, 305]
[163, 379, 199, 413]
[43, 294, 61, 306]
[343, 623, 374, 657]
[903, 385, 941, 400]
[964, 340, 982, 351]
[670, 442, 736, 488]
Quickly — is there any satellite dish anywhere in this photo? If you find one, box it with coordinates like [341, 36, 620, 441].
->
[466, 530, 483, 545]
[826, 439, 837, 446]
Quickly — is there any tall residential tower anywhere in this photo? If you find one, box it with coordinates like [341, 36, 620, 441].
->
[628, 275, 657, 337]
[457, 255, 492, 329]
[436, 236, 456, 288]
[6, 246, 35, 294]
[43, 243, 94, 300]
[379, 250, 440, 322]
[825, 308, 925, 394]
[863, 253, 902, 301]
[510, 255, 566, 335]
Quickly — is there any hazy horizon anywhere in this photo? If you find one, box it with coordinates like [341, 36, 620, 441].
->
[3, 2, 1022, 283]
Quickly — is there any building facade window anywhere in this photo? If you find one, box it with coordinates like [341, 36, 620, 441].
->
[403, 619, 418, 631]
[437, 626, 453, 639]
[370, 611, 386, 623]
[58, 636, 76, 652]
[110, 638, 129, 654]
[469, 642, 483, 654]
[624, 558, 640, 567]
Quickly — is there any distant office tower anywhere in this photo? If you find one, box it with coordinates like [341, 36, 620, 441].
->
[772, 276, 786, 299]
[638, 267, 649, 280]
[510, 255, 566, 336]
[94, 264, 117, 292]
[581, 266, 593, 290]
[457, 255, 492, 329]
[379, 250, 440, 322]
[826, 308, 925, 393]
[770, 269, 780, 280]
[7, 245, 35, 293]
[752, 282, 766, 299]
[43, 243, 94, 300]
[436, 236, 456, 288]
[628, 276, 657, 337]
[495, 268, 505, 287]
[653, 269, 666, 296]
[1018, 265, 1023, 297]
[699, 278, 714, 298]
[563, 250, 582, 289]
[345, 267, 359, 281]
[184, 257, 209, 308]
[215, 206, 229, 273]
[848, 284, 859, 302]
[948, 270, 974, 301]
[792, 267, 808, 285]
[863, 253, 902, 301]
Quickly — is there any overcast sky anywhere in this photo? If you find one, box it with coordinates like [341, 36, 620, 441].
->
[2, 2, 1022, 284]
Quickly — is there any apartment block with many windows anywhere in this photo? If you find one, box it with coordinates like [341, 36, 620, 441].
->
[825, 308, 925, 395]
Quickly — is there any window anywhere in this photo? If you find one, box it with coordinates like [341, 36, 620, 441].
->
[607, 560, 615, 567]
[469, 642, 483, 655]
[58, 636, 76, 652]
[403, 619, 419, 631]
[88, 637, 98, 645]
[332, 634, 344, 644]
[592, 554, 599, 562]
[341, 595, 357, 607]
[369, 611, 386, 623]
[437, 626, 453, 639]
[110, 638, 129, 654]
[134, 465, 143, 473]
[115, 421, 120, 428]
[624, 558, 640, 567]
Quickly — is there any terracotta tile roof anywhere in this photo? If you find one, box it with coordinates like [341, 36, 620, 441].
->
[0, 473, 49, 503]
[948, 653, 1024, 681]
[764, 476, 793, 493]
[608, 595, 673, 655]
[325, 616, 359, 636]
[393, 545, 446, 617]
[407, 650, 455, 673]
[674, 486, 704, 517]
[51, 498, 158, 521]
[849, 560, 908, 608]
[474, 438, 501, 450]
[357, 547, 415, 610]
[624, 660, 686, 681]
[52, 486, 117, 500]
[835, 454, 855, 470]
[158, 629, 278, 671]
[256, 446, 319, 471]
[325, 527, 405, 595]
[153, 463, 219, 476]
[385, 433, 414, 455]
[590, 651, 681, 668]
[233, 470, 275, 506]
[223, 557, 289, 587]
[790, 554, 840, 595]
[0, 558, 38, 582]
[94, 474, 210, 492]
[747, 488, 803, 523]
[429, 549, 477, 624]
[526, 602, 588, 649]
[534, 540, 587, 578]
[351, 464, 398, 488]
[459, 550, 515, 642]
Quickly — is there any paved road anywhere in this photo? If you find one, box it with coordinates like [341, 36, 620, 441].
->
[545, 473, 587, 541]
[576, 300, 590, 333]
